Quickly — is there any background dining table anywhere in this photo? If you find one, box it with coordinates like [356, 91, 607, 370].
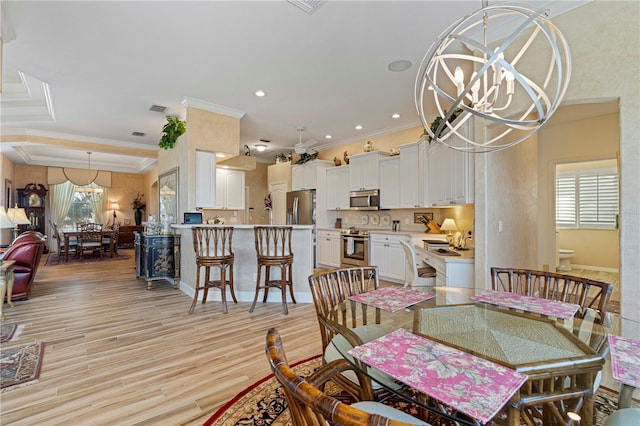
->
[60, 229, 117, 261]
[335, 286, 610, 426]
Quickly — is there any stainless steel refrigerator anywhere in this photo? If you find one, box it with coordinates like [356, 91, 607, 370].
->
[286, 189, 316, 225]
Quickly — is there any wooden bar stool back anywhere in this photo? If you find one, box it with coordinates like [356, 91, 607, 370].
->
[190, 226, 236, 314]
[250, 226, 295, 314]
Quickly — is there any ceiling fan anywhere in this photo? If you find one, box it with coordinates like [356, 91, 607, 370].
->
[294, 126, 318, 155]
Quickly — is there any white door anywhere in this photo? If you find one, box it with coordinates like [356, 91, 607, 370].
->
[270, 181, 288, 225]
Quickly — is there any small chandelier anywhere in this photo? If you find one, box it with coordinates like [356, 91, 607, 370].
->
[76, 152, 104, 194]
[415, 1, 571, 153]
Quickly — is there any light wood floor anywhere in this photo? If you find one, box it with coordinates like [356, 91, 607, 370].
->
[563, 268, 620, 301]
[1, 250, 321, 425]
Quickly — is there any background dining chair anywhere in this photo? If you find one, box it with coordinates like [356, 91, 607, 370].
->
[265, 327, 429, 426]
[190, 226, 236, 314]
[250, 226, 295, 314]
[78, 223, 102, 232]
[399, 241, 436, 287]
[103, 221, 119, 256]
[490, 267, 614, 318]
[78, 229, 103, 259]
[52, 223, 77, 263]
[308, 266, 400, 402]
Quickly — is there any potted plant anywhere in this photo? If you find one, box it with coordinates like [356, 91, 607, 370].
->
[131, 192, 146, 225]
[159, 116, 186, 150]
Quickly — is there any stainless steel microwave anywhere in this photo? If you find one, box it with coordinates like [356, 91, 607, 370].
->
[349, 189, 380, 210]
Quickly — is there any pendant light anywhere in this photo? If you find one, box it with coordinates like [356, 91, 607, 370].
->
[76, 152, 104, 195]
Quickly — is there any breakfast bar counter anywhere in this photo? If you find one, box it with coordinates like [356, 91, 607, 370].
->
[171, 224, 314, 305]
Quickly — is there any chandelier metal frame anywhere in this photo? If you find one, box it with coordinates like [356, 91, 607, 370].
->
[415, 2, 572, 153]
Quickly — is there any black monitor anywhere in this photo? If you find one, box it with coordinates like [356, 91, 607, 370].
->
[183, 212, 203, 225]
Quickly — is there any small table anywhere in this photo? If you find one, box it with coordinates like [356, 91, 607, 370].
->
[61, 229, 117, 261]
[0, 260, 16, 320]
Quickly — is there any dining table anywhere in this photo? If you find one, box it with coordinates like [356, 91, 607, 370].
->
[334, 286, 611, 426]
[60, 229, 117, 261]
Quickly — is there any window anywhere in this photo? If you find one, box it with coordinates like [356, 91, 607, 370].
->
[556, 165, 618, 229]
[59, 192, 99, 229]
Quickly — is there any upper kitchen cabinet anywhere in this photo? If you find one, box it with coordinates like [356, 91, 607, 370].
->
[426, 117, 475, 206]
[348, 151, 390, 191]
[399, 142, 424, 208]
[216, 169, 245, 210]
[291, 160, 332, 191]
[379, 156, 400, 209]
[325, 166, 350, 210]
[195, 150, 216, 208]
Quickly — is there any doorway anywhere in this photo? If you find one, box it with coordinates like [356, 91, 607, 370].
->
[269, 181, 288, 225]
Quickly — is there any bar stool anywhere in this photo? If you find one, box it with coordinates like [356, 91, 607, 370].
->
[190, 226, 236, 314]
[250, 226, 296, 314]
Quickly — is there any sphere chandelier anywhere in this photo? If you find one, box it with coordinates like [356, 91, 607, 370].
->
[415, 2, 572, 153]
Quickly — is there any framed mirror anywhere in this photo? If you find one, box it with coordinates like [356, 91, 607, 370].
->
[158, 168, 178, 223]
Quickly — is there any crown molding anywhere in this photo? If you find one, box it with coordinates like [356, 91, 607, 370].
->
[181, 96, 246, 119]
[1, 128, 158, 152]
[319, 120, 423, 151]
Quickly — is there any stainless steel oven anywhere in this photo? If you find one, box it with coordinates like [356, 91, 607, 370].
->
[340, 229, 370, 268]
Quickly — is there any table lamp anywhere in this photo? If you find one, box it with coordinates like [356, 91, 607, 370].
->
[440, 218, 457, 246]
[7, 204, 31, 242]
[1, 206, 15, 261]
[110, 202, 120, 220]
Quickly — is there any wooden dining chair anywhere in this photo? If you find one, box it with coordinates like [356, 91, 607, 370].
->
[103, 221, 119, 255]
[250, 226, 295, 314]
[490, 267, 614, 317]
[52, 223, 77, 263]
[78, 229, 103, 259]
[308, 266, 400, 402]
[265, 328, 429, 426]
[78, 222, 102, 232]
[190, 226, 236, 314]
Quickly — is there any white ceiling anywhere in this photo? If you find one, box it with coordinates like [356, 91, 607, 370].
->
[1, 1, 590, 173]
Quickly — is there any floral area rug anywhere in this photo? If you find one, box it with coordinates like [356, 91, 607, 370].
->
[0, 323, 24, 343]
[204, 356, 639, 426]
[1, 342, 45, 393]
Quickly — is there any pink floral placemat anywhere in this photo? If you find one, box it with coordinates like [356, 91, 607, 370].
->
[348, 329, 527, 424]
[608, 335, 640, 388]
[348, 286, 435, 312]
[471, 290, 580, 319]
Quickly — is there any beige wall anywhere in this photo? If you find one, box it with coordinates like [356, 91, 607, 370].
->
[1, 153, 16, 245]
[558, 229, 619, 270]
[475, 1, 639, 322]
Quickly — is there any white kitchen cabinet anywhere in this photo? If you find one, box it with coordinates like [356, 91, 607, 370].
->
[348, 151, 389, 191]
[291, 160, 332, 190]
[425, 117, 474, 206]
[316, 229, 341, 268]
[399, 142, 424, 208]
[369, 233, 409, 282]
[215, 169, 245, 210]
[195, 150, 216, 208]
[379, 157, 400, 209]
[325, 166, 350, 210]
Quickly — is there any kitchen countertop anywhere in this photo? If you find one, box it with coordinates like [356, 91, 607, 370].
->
[173, 224, 314, 230]
[317, 227, 446, 239]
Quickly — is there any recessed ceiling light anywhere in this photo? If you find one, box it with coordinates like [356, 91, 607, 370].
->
[216, 153, 226, 158]
[355, 125, 363, 130]
[392, 113, 400, 119]
[388, 59, 412, 72]
[325, 134, 332, 139]
[254, 90, 267, 97]
[255, 144, 267, 152]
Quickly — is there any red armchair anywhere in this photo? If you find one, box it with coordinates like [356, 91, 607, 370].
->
[1, 232, 46, 300]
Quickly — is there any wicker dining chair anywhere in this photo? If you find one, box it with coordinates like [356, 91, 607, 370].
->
[490, 267, 614, 317]
[265, 327, 429, 426]
[308, 266, 400, 402]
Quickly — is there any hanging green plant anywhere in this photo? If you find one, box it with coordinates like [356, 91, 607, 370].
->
[159, 116, 186, 150]
[426, 107, 463, 143]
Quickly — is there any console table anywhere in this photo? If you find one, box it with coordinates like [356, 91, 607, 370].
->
[134, 232, 181, 290]
[118, 225, 143, 247]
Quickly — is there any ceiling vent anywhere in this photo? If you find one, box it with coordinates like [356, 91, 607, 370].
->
[149, 104, 167, 113]
[132, 131, 145, 137]
[287, 0, 326, 15]
[259, 139, 271, 143]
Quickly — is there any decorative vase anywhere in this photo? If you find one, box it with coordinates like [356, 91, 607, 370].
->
[134, 209, 143, 226]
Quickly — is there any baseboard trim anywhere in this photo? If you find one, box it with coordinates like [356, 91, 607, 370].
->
[570, 264, 619, 273]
